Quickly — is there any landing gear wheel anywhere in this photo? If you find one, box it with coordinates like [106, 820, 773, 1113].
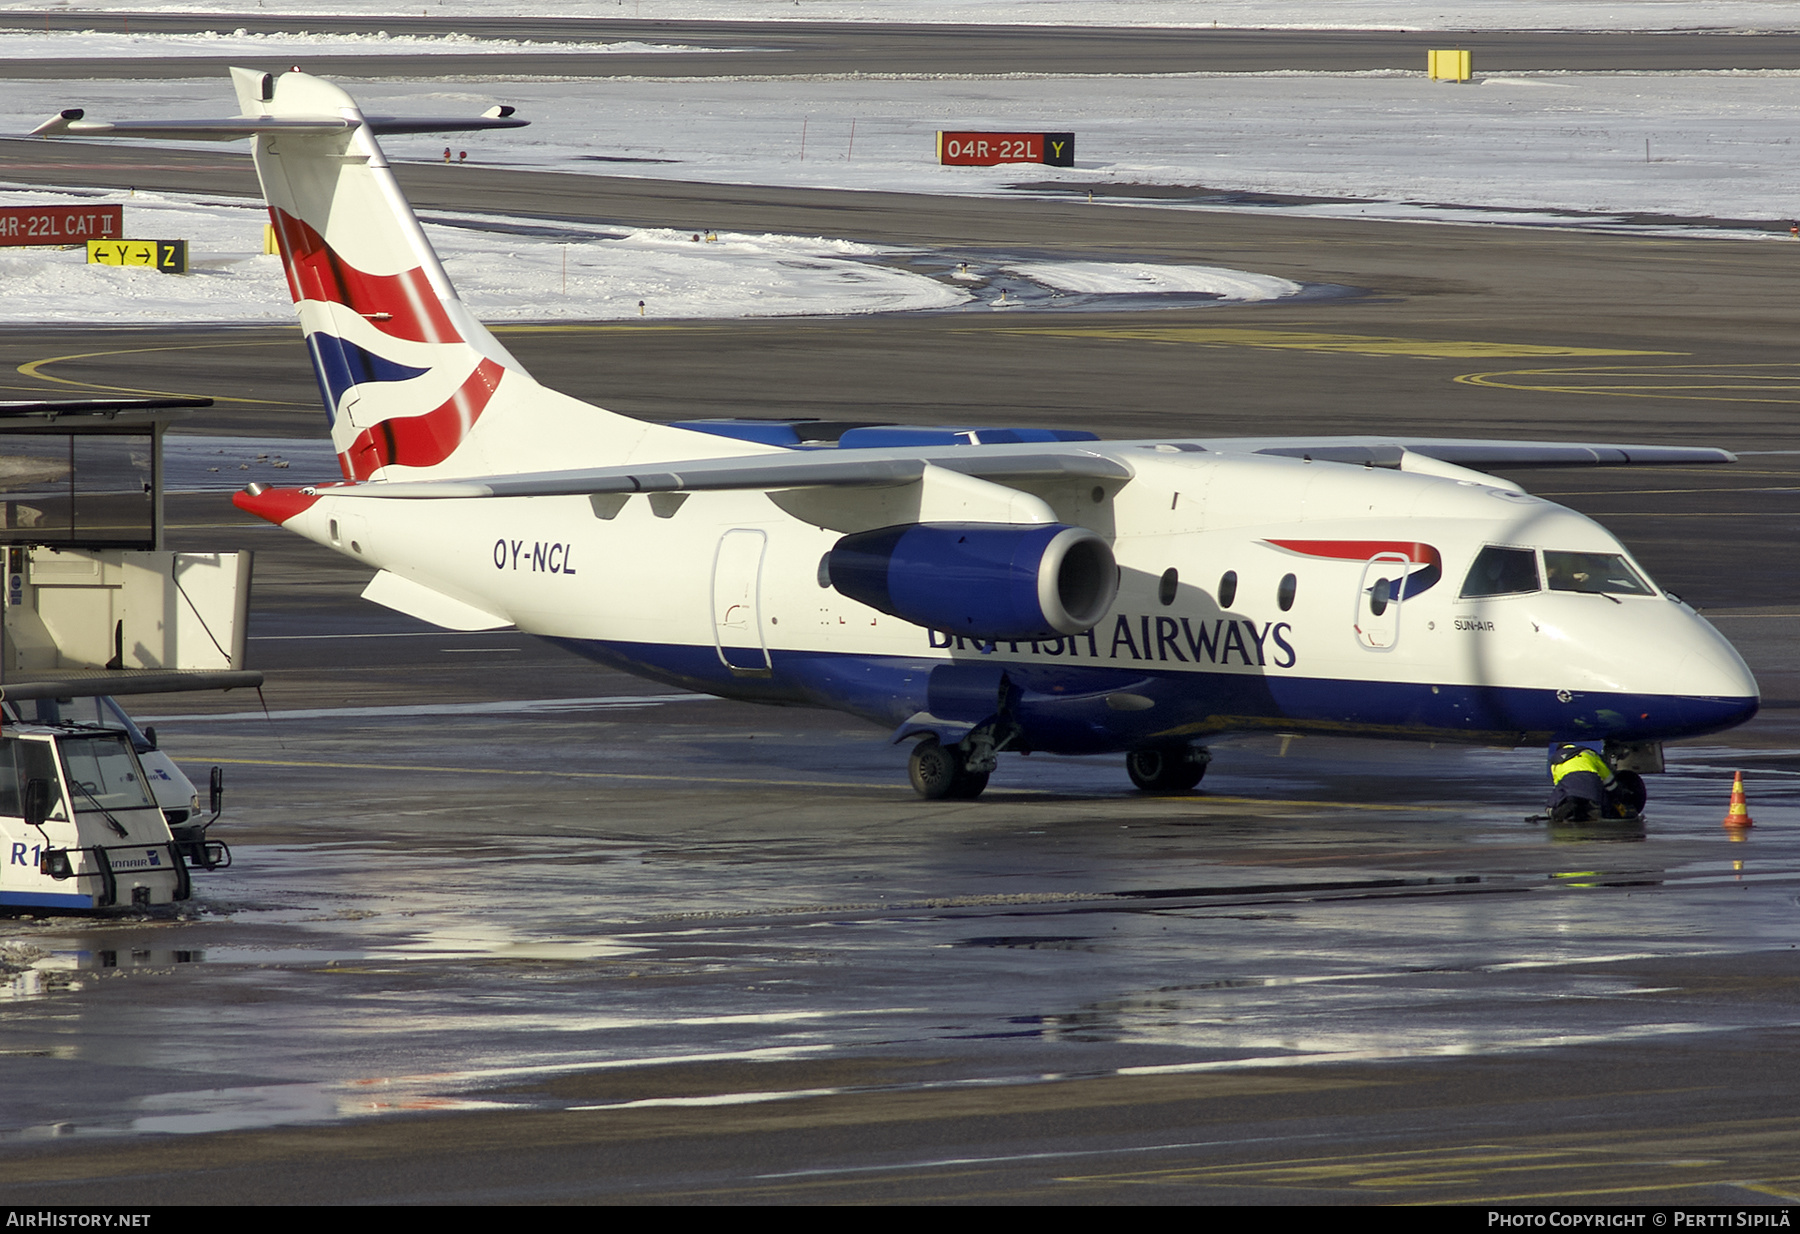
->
[1610, 770, 1648, 819]
[1125, 746, 1206, 793]
[909, 738, 989, 800]
[948, 768, 990, 800]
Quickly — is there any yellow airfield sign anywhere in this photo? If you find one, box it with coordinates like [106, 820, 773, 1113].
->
[86, 239, 187, 274]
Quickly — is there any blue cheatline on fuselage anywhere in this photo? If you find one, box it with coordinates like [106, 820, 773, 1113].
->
[544, 636, 1759, 756]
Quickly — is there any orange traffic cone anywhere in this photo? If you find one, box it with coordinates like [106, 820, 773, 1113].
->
[1722, 770, 1755, 830]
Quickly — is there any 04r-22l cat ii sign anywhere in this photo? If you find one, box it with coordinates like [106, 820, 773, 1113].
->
[32, 70, 1758, 801]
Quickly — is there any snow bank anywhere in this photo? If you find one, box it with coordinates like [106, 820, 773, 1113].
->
[0, 28, 717, 59]
[0, 187, 971, 322]
[1010, 261, 1300, 300]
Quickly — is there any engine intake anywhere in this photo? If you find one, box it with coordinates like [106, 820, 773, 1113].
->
[827, 522, 1117, 641]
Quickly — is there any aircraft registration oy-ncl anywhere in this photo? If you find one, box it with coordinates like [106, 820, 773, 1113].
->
[34, 71, 1759, 801]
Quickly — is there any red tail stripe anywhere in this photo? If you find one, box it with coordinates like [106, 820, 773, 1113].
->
[269, 208, 462, 345]
[340, 358, 505, 480]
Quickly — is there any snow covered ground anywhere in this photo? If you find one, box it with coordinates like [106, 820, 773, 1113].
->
[3, 2, 1798, 34]
[0, 185, 1307, 324]
[4, 3, 1798, 323]
[0, 186, 980, 322]
[0, 28, 720, 58]
[11, 69, 1799, 237]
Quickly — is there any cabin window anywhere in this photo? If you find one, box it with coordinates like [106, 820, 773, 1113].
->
[817, 553, 833, 589]
[1278, 573, 1297, 611]
[1543, 551, 1654, 597]
[1368, 575, 1394, 616]
[1217, 570, 1238, 609]
[1460, 546, 1539, 598]
[1158, 568, 1178, 606]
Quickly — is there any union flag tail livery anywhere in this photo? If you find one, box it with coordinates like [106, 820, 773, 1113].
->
[227, 67, 766, 483]
[32, 70, 1760, 803]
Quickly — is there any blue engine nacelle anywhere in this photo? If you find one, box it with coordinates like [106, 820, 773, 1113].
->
[827, 522, 1118, 641]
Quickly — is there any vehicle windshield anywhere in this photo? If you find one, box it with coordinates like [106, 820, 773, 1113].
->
[1543, 551, 1655, 596]
[1460, 545, 1540, 598]
[58, 735, 155, 811]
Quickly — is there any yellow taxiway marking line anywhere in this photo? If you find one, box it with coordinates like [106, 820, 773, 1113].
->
[1457, 361, 1800, 404]
[1056, 1144, 1781, 1198]
[1534, 487, 1800, 497]
[198, 756, 1443, 810]
[16, 342, 306, 407]
[989, 326, 1677, 360]
[1426, 1179, 1795, 1206]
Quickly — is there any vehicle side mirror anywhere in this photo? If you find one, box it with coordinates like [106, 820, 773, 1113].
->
[23, 778, 52, 829]
[209, 766, 223, 816]
[142, 725, 158, 751]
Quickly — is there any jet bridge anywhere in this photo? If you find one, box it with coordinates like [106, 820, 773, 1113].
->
[0, 398, 259, 686]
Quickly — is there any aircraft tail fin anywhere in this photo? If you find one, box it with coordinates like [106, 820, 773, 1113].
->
[33, 69, 775, 481]
[240, 69, 547, 481]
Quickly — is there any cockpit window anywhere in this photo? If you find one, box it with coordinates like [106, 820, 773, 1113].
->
[1460, 545, 1540, 598]
[1543, 551, 1654, 596]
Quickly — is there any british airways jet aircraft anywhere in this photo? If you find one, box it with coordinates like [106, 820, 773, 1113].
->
[34, 70, 1759, 801]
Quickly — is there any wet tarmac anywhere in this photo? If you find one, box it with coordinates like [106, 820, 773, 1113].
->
[0, 488, 1797, 1200]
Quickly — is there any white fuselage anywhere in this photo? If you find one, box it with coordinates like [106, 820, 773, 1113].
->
[275, 442, 1758, 755]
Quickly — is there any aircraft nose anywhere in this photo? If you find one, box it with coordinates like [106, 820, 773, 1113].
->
[1679, 641, 1758, 703]
[1648, 610, 1760, 736]
[1547, 598, 1759, 741]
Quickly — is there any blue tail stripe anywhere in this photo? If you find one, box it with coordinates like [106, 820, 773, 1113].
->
[305, 332, 430, 420]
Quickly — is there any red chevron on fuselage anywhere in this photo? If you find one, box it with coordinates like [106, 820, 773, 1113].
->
[1265, 539, 1440, 566]
[338, 357, 505, 480]
[1266, 538, 1444, 598]
[269, 208, 461, 345]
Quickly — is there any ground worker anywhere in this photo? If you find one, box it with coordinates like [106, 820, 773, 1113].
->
[1548, 744, 1640, 821]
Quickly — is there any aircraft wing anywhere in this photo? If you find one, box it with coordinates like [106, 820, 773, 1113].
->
[1224, 437, 1735, 468]
[299, 450, 1134, 500]
[299, 433, 1729, 501]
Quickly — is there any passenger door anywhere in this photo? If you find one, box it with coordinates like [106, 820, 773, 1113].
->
[1355, 551, 1409, 650]
[711, 529, 770, 672]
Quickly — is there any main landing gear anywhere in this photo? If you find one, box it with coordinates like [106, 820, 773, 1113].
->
[908, 736, 992, 800]
[907, 735, 1214, 799]
[1125, 744, 1211, 793]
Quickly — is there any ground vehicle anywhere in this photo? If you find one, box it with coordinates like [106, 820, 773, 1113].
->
[0, 721, 224, 910]
[6, 696, 201, 825]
